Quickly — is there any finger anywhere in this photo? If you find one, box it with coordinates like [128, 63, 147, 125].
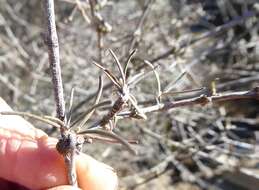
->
[45, 185, 81, 190]
[0, 98, 118, 190]
[76, 154, 118, 190]
[0, 98, 65, 189]
[0, 126, 68, 189]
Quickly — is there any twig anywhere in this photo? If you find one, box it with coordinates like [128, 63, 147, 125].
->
[75, 0, 91, 23]
[83, 133, 138, 144]
[0, 111, 62, 128]
[76, 76, 103, 131]
[43, 0, 65, 122]
[89, 0, 104, 63]
[128, 0, 154, 52]
[118, 87, 259, 116]
[89, 50, 147, 130]
[77, 129, 137, 155]
[43, 0, 77, 186]
[217, 75, 259, 91]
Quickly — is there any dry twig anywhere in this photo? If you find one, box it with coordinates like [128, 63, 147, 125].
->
[43, 0, 77, 186]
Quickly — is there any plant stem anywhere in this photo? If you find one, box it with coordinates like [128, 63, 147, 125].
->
[43, 0, 77, 186]
[43, 0, 65, 122]
[118, 87, 259, 116]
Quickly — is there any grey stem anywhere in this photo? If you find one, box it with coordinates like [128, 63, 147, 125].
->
[43, 0, 77, 186]
[43, 0, 65, 122]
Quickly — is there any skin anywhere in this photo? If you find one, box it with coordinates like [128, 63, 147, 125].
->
[0, 97, 118, 190]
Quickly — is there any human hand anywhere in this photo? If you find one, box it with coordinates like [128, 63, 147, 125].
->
[0, 98, 118, 190]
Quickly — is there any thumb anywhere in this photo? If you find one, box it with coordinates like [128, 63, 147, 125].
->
[45, 185, 81, 190]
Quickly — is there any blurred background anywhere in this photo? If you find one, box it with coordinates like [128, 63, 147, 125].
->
[0, 0, 259, 189]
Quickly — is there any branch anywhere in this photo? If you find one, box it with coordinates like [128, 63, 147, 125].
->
[119, 87, 259, 116]
[43, 0, 77, 186]
[157, 87, 259, 112]
[43, 0, 65, 122]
